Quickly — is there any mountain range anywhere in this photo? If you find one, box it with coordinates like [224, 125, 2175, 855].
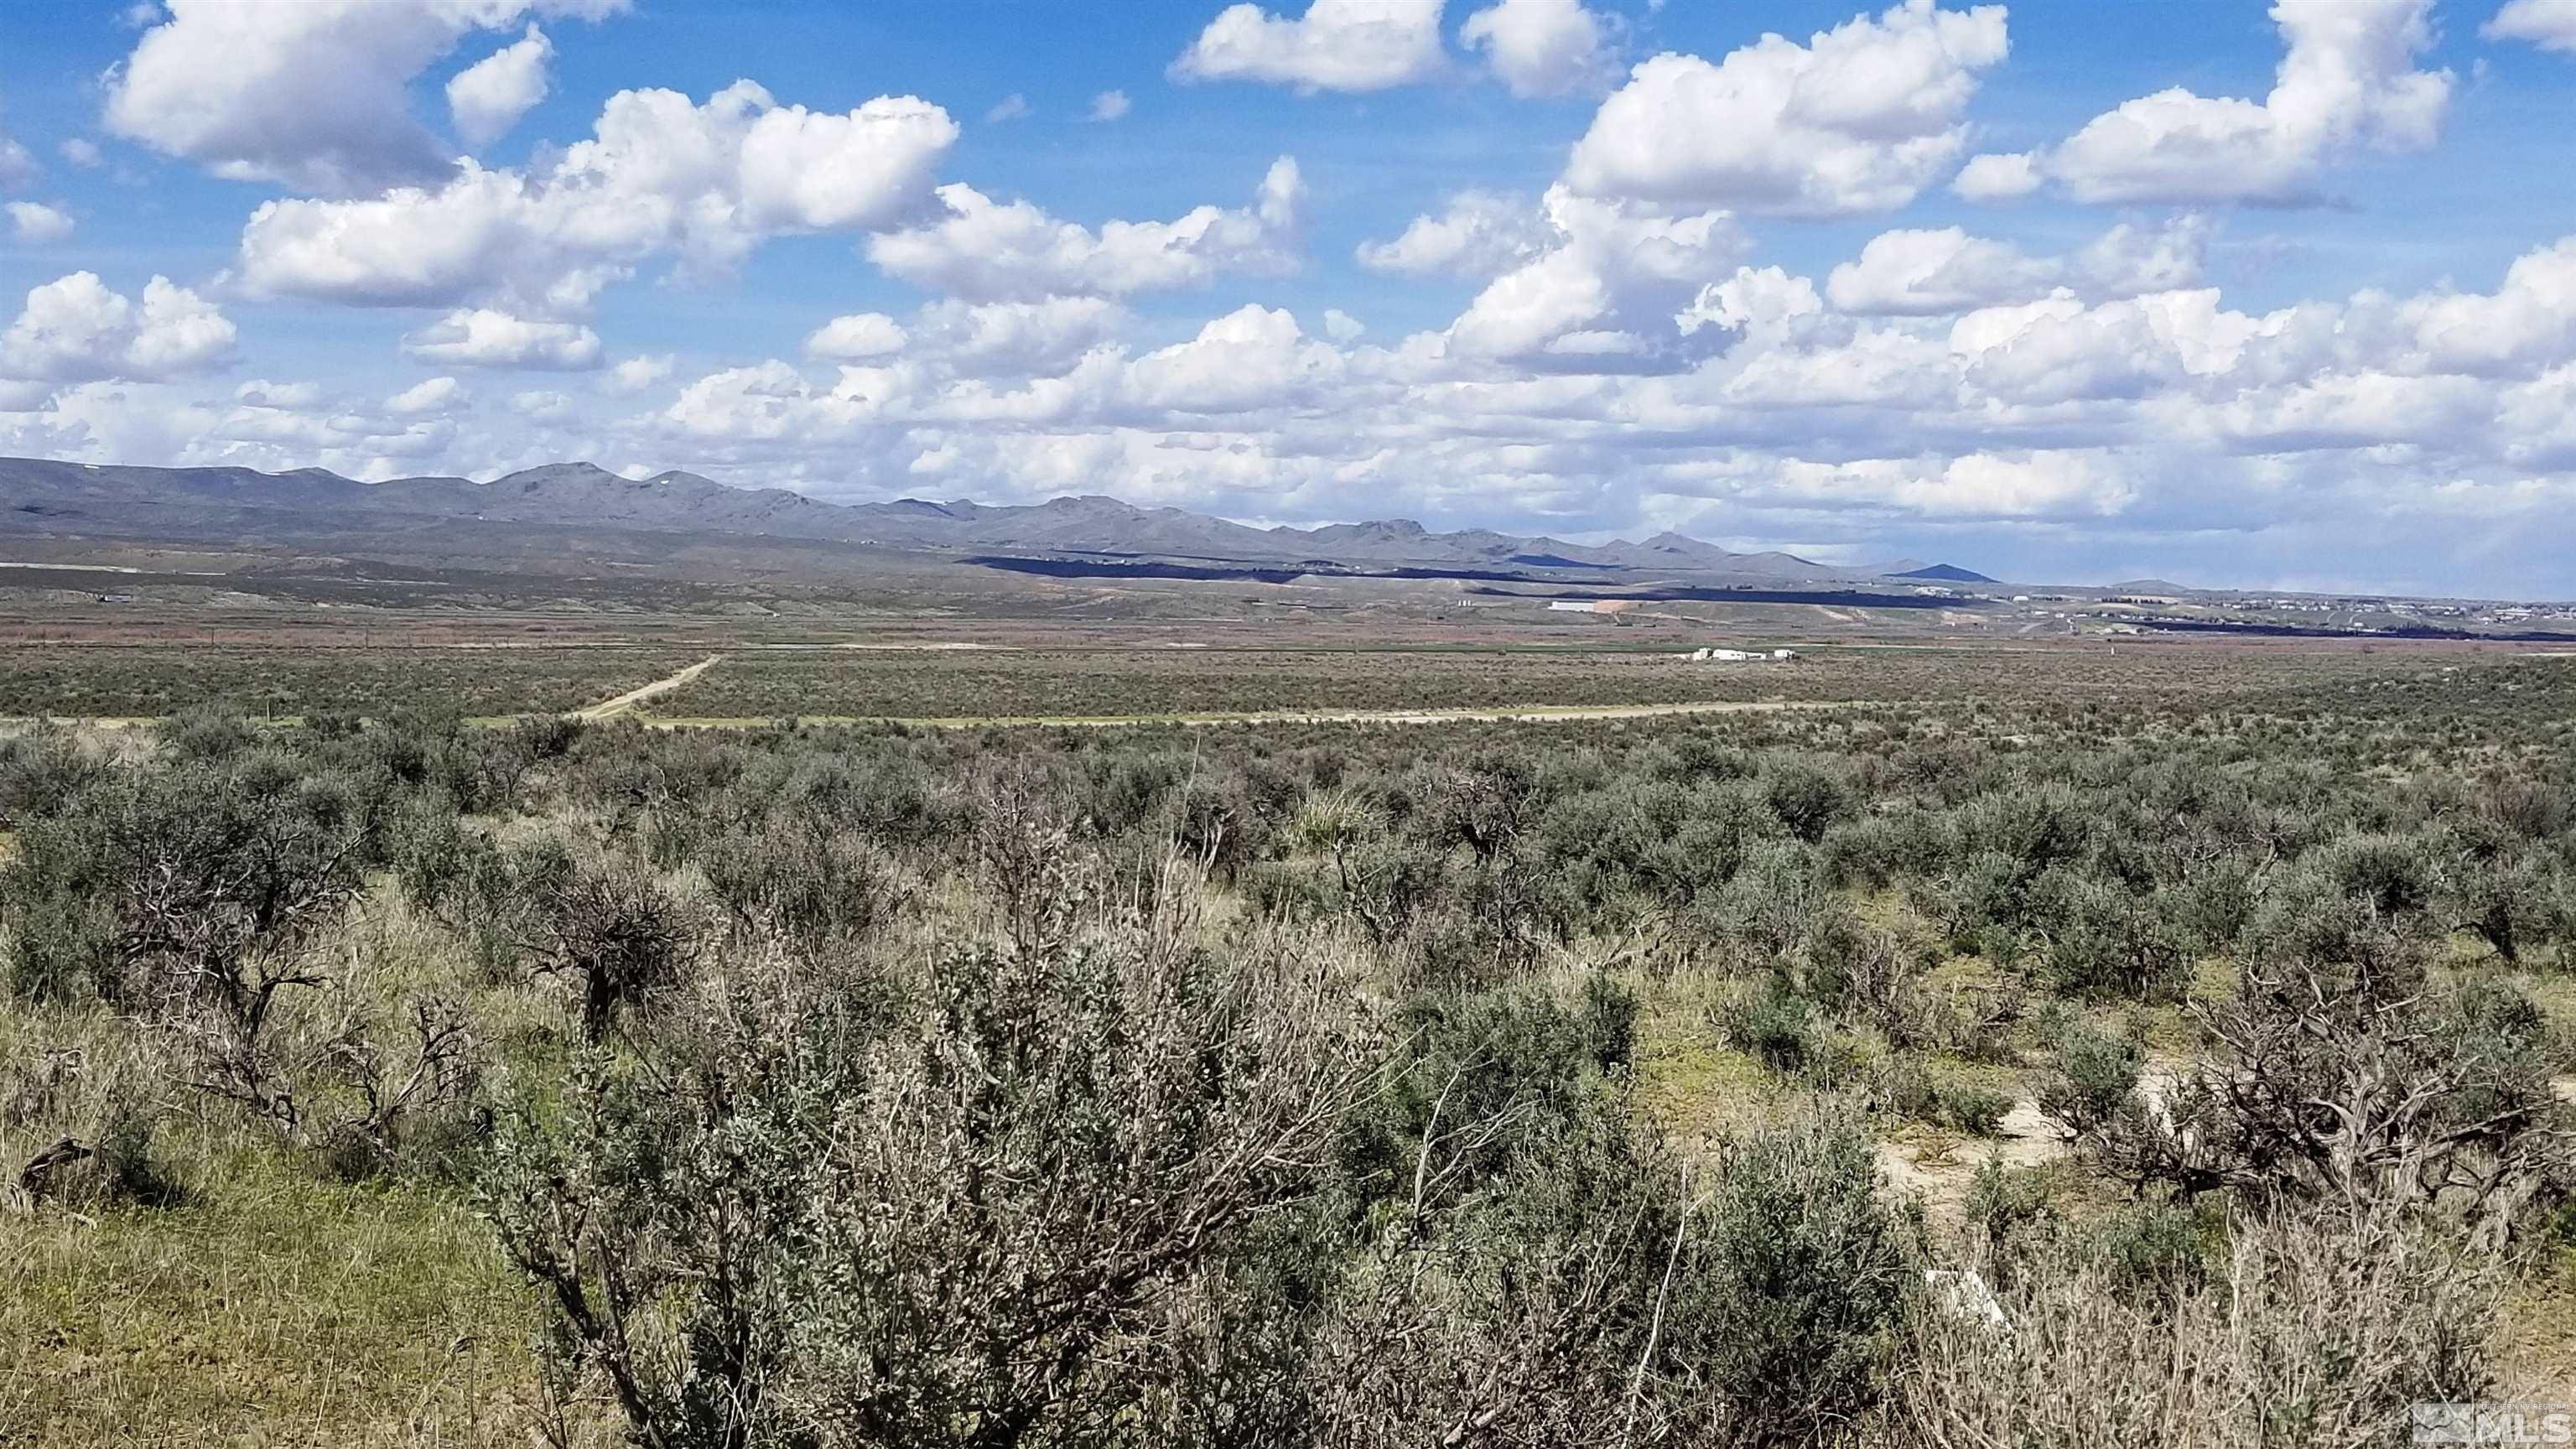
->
[0, 456, 1981, 587]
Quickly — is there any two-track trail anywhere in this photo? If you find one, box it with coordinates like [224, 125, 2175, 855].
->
[574, 655, 723, 720]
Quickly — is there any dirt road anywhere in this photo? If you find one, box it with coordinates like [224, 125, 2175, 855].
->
[577, 655, 723, 720]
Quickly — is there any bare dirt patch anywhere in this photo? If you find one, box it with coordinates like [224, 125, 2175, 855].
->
[1876, 1098, 2074, 1225]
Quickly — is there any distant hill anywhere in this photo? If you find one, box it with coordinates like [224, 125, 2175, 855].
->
[1891, 564, 1999, 584]
[0, 455, 1966, 588]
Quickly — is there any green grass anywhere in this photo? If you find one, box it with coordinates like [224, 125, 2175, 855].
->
[1631, 975, 1794, 1143]
[0, 1126, 557, 1447]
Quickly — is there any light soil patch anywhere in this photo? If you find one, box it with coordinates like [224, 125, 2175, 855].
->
[1877, 1097, 2073, 1224]
[574, 654, 723, 721]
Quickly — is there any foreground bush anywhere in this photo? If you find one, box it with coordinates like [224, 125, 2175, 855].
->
[0, 755, 366, 1008]
[1887, 1202, 2504, 1448]
[482, 860, 1395, 1446]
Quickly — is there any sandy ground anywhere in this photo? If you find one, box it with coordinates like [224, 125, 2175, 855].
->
[1875, 1059, 2202, 1226]
[1876, 1098, 2074, 1225]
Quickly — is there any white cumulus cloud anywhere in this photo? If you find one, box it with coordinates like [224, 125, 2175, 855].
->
[2485, 0, 2576, 53]
[511, 388, 574, 419]
[1172, 0, 1447, 93]
[1125, 304, 1345, 413]
[911, 297, 1127, 374]
[869, 157, 1301, 302]
[106, 0, 630, 193]
[1566, 0, 2009, 217]
[1828, 228, 2054, 315]
[1358, 189, 1552, 278]
[401, 308, 603, 369]
[1446, 186, 1748, 362]
[8, 201, 75, 244]
[1676, 265, 1823, 340]
[1950, 152, 2038, 201]
[1959, 0, 2450, 205]
[0, 272, 236, 383]
[236, 80, 959, 315]
[1765, 450, 2138, 519]
[804, 312, 910, 361]
[447, 24, 555, 148]
[386, 376, 465, 413]
[2392, 235, 2576, 377]
[1826, 217, 2207, 315]
[1462, 0, 1614, 96]
[604, 354, 674, 393]
[236, 378, 322, 408]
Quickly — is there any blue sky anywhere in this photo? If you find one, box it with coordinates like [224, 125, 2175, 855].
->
[4, 0, 2576, 594]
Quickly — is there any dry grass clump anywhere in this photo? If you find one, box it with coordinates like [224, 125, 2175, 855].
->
[1886, 1202, 2504, 1449]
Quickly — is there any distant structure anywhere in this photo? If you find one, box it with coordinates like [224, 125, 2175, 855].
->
[1689, 647, 1795, 662]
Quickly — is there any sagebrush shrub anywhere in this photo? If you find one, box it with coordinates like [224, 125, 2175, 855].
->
[1700, 1112, 1917, 1445]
